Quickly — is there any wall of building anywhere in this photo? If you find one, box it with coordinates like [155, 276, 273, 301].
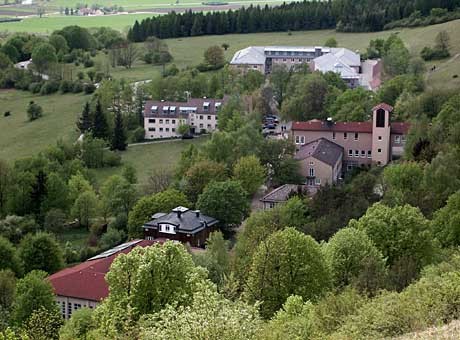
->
[293, 130, 373, 168]
[144, 226, 216, 248]
[231, 64, 265, 73]
[371, 109, 391, 166]
[55, 295, 98, 319]
[144, 113, 218, 139]
[299, 156, 335, 188]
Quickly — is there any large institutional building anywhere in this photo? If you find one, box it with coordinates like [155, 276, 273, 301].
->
[230, 45, 381, 90]
[143, 97, 228, 139]
[292, 103, 410, 188]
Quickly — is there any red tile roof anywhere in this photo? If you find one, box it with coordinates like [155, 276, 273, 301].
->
[292, 120, 410, 135]
[48, 239, 161, 302]
[292, 120, 373, 133]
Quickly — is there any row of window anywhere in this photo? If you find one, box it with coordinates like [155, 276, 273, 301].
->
[148, 118, 179, 124]
[348, 149, 372, 158]
[267, 50, 316, 57]
[332, 132, 360, 141]
[148, 127, 176, 132]
[59, 301, 92, 318]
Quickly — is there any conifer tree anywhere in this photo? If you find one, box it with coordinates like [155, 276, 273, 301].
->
[77, 102, 92, 134]
[92, 99, 109, 140]
[111, 110, 127, 151]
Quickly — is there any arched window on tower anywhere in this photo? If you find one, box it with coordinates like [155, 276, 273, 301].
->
[376, 109, 386, 128]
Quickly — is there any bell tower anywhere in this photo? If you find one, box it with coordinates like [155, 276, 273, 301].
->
[371, 103, 393, 166]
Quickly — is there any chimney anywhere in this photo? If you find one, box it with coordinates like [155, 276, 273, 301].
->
[195, 210, 200, 218]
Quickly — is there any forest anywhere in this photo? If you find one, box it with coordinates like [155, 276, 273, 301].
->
[128, 0, 460, 41]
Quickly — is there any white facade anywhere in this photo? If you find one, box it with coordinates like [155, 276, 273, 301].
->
[55, 295, 98, 319]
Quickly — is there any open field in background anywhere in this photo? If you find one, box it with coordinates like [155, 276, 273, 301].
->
[90, 137, 208, 187]
[0, 89, 88, 161]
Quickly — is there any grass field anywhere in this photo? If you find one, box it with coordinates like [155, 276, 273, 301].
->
[0, 89, 88, 161]
[90, 137, 207, 187]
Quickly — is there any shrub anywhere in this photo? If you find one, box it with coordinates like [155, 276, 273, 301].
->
[59, 80, 72, 93]
[28, 82, 42, 94]
[83, 59, 94, 68]
[83, 83, 96, 94]
[72, 81, 83, 93]
[40, 80, 60, 95]
[132, 127, 145, 142]
[103, 150, 122, 167]
[95, 72, 105, 83]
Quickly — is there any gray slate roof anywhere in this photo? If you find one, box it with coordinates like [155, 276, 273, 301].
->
[261, 184, 307, 203]
[143, 207, 218, 234]
[295, 138, 344, 167]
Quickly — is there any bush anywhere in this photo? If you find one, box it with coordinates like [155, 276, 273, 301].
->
[95, 72, 105, 83]
[132, 127, 145, 143]
[103, 150, 122, 167]
[83, 58, 94, 68]
[40, 80, 60, 95]
[28, 82, 42, 94]
[83, 83, 96, 94]
[59, 80, 72, 93]
[72, 81, 83, 93]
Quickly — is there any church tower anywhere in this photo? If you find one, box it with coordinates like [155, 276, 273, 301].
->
[371, 103, 393, 166]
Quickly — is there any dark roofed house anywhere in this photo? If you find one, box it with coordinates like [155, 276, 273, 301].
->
[143, 206, 218, 248]
[260, 184, 308, 209]
[295, 138, 344, 189]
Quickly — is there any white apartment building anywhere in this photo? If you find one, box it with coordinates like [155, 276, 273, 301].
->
[143, 97, 228, 139]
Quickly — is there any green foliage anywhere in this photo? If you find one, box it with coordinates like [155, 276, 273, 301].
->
[18, 232, 64, 275]
[196, 180, 249, 229]
[183, 160, 227, 203]
[31, 43, 57, 75]
[432, 191, 460, 247]
[324, 37, 338, 47]
[193, 231, 230, 287]
[0, 270, 16, 328]
[59, 308, 94, 340]
[111, 111, 127, 151]
[71, 190, 99, 229]
[245, 228, 331, 318]
[93, 242, 208, 335]
[0, 237, 22, 277]
[350, 203, 438, 289]
[26, 101, 43, 121]
[324, 228, 387, 294]
[328, 87, 376, 121]
[91, 100, 109, 141]
[383, 36, 410, 76]
[139, 281, 263, 340]
[232, 155, 266, 196]
[127, 189, 190, 238]
[12, 270, 58, 325]
[23, 306, 63, 340]
[100, 175, 137, 218]
[203, 45, 225, 69]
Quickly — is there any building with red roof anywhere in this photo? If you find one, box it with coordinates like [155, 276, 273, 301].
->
[291, 103, 410, 189]
[48, 239, 160, 319]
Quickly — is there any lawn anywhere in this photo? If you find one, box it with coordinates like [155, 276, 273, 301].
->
[90, 137, 208, 187]
[0, 89, 89, 161]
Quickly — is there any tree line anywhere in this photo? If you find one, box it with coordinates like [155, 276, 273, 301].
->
[127, 0, 460, 42]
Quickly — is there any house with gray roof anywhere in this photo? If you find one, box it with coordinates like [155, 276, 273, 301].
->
[260, 184, 308, 209]
[230, 45, 382, 90]
[143, 206, 219, 248]
[294, 138, 344, 188]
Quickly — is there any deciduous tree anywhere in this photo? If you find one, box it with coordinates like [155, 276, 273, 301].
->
[18, 232, 64, 274]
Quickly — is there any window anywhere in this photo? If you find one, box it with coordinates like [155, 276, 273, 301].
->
[354, 132, 359, 141]
[354, 150, 359, 157]
[378, 136, 382, 141]
[395, 135, 401, 144]
[207, 124, 211, 128]
[315, 178, 321, 185]
[159, 128, 163, 132]
[376, 109, 386, 127]
[165, 119, 169, 124]
[165, 225, 170, 231]
[73, 303, 82, 311]
[61, 302, 65, 318]
[309, 168, 315, 177]
[172, 119, 176, 124]
[348, 149, 353, 157]
[207, 115, 211, 120]
[367, 150, 372, 158]
[148, 127, 155, 131]
[148, 118, 155, 123]
[361, 150, 366, 158]
[402, 135, 406, 142]
[200, 115, 203, 120]
[344, 132, 348, 140]
[309, 161, 314, 166]
[300, 136, 305, 145]
[295, 135, 300, 144]
[199, 123, 204, 128]
[159, 119, 163, 124]
[378, 148, 382, 153]
[165, 128, 169, 132]
[347, 164, 353, 171]
[332, 132, 336, 140]
[67, 302, 72, 317]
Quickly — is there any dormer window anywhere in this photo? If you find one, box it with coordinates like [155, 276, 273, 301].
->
[163, 106, 169, 114]
[215, 103, 222, 111]
[203, 102, 210, 111]
[151, 106, 158, 113]
[170, 106, 176, 113]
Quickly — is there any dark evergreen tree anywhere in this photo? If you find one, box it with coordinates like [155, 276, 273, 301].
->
[30, 170, 47, 219]
[111, 110, 127, 151]
[92, 99, 109, 140]
[136, 89, 145, 128]
[77, 102, 92, 134]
